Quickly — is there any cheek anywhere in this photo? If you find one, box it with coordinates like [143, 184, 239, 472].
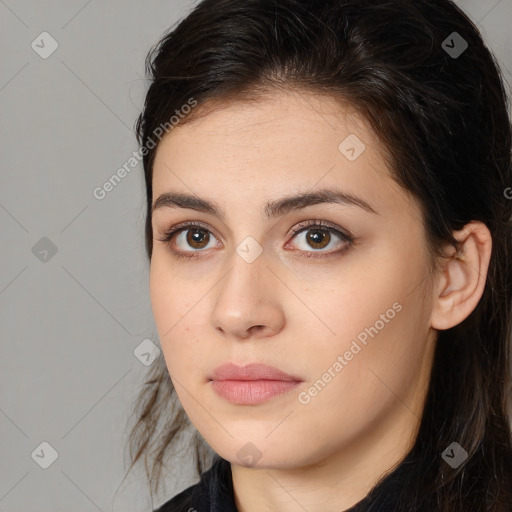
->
[149, 250, 197, 323]
[298, 241, 430, 385]
[323, 309, 428, 421]
[149, 255, 174, 329]
[149, 253, 210, 376]
[302, 250, 413, 343]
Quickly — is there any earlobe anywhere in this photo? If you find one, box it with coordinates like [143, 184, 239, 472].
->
[430, 221, 492, 331]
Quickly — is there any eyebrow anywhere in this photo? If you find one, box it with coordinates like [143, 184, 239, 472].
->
[152, 188, 379, 219]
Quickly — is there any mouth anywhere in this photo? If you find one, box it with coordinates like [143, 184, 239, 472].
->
[210, 379, 302, 405]
[209, 362, 303, 381]
[208, 362, 304, 405]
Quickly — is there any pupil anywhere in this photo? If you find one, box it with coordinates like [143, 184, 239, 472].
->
[188, 229, 208, 247]
[308, 229, 329, 249]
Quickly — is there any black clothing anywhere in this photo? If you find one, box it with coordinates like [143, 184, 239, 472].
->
[154, 454, 411, 512]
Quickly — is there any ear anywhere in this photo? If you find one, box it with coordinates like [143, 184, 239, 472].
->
[430, 221, 492, 331]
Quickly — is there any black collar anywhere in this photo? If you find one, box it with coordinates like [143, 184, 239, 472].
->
[155, 453, 414, 512]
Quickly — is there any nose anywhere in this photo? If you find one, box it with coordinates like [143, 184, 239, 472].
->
[210, 252, 286, 341]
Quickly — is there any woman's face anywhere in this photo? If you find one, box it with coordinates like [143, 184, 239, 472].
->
[150, 89, 438, 470]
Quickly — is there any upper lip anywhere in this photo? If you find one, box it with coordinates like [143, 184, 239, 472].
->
[209, 363, 303, 382]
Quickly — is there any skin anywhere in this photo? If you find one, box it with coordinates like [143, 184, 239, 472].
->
[149, 89, 492, 512]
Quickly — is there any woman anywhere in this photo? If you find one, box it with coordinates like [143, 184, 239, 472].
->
[125, 0, 512, 510]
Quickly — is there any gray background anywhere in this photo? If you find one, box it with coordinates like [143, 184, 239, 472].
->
[1, 1, 511, 511]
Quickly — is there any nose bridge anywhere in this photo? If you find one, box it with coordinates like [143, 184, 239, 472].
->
[218, 242, 269, 312]
[210, 241, 285, 339]
[221, 219, 268, 293]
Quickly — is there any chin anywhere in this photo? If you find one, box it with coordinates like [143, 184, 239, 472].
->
[209, 435, 315, 470]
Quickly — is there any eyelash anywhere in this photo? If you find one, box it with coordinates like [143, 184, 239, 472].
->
[156, 220, 355, 260]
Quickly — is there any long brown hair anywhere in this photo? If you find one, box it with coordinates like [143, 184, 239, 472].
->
[125, 0, 512, 509]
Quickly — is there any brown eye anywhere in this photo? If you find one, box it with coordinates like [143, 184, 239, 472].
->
[158, 220, 354, 260]
[186, 228, 210, 249]
[288, 221, 353, 256]
[157, 222, 219, 259]
[304, 228, 331, 250]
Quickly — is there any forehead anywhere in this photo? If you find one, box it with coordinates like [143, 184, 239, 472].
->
[150, 89, 412, 221]
[154, 91, 380, 171]
[156, 90, 372, 150]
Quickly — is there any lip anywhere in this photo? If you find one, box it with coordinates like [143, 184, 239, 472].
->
[209, 362, 302, 382]
[209, 363, 304, 405]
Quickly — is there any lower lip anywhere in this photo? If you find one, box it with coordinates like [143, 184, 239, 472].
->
[210, 379, 302, 405]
